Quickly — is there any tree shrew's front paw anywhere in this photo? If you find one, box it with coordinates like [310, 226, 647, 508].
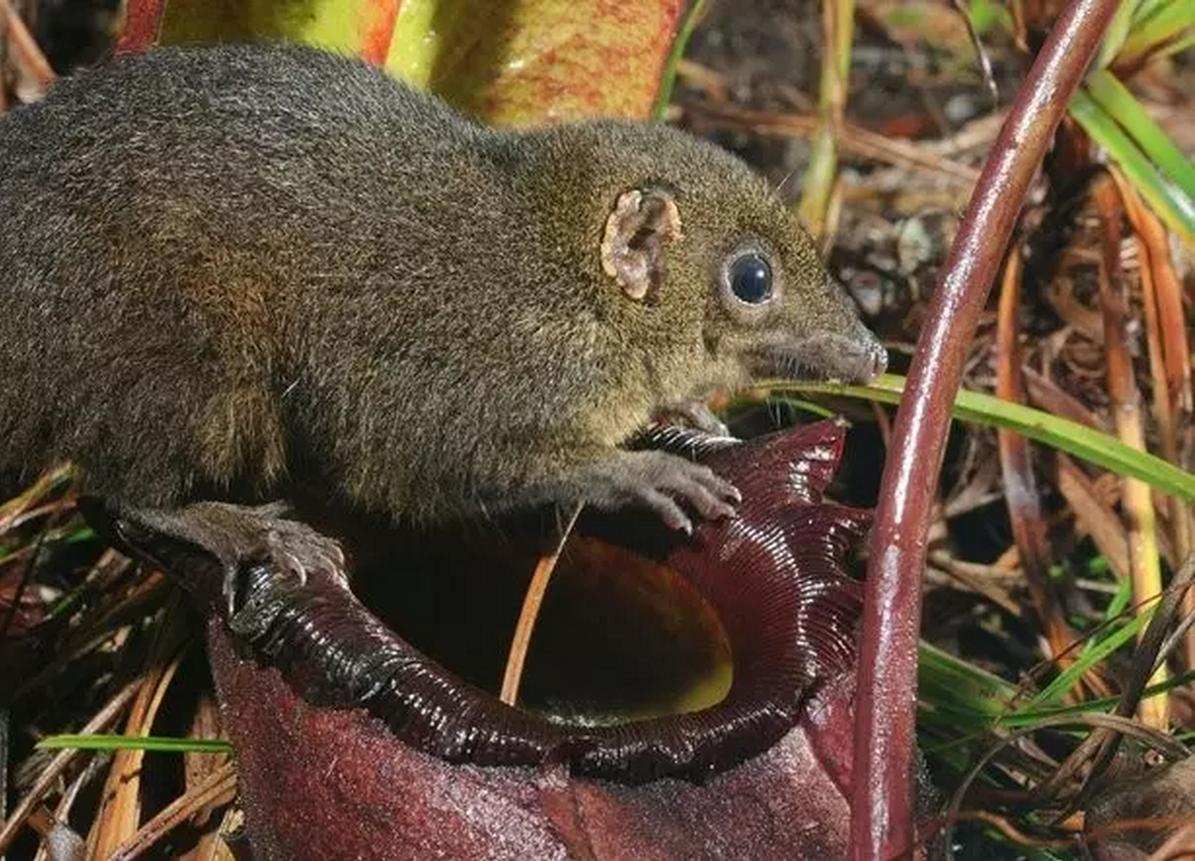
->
[652, 398, 732, 438]
[582, 450, 741, 535]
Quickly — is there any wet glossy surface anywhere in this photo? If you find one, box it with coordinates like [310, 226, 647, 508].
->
[228, 421, 869, 783]
[102, 421, 881, 857]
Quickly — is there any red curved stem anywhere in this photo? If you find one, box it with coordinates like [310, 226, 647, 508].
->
[848, 0, 1120, 856]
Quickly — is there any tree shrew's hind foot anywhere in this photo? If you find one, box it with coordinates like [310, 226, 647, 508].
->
[78, 497, 349, 621]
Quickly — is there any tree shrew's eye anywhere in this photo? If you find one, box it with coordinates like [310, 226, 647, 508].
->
[728, 253, 773, 304]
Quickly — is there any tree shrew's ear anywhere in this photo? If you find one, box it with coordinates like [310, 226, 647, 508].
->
[600, 188, 684, 302]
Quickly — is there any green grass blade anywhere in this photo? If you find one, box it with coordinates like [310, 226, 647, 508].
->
[1102, 569, 1134, 621]
[985, 670, 1195, 728]
[918, 640, 1019, 723]
[1096, 0, 1142, 69]
[1029, 612, 1151, 706]
[776, 373, 1195, 501]
[1069, 88, 1195, 244]
[37, 734, 233, 754]
[1085, 70, 1195, 195]
[1131, 0, 1172, 25]
[652, 0, 708, 120]
[1121, 0, 1195, 61]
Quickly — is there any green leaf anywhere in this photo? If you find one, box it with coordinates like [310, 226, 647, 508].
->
[153, 0, 686, 125]
[777, 373, 1195, 501]
[158, 0, 399, 60]
[1101, 571, 1134, 622]
[387, 1, 686, 124]
[1084, 70, 1195, 196]
[37, 734, 233, 754]
[1069, 88, 1195, 244]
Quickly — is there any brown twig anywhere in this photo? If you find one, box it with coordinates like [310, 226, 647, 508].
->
[1156, 610, 1195, 673]
[927, 110, 1007, 157]
[86, 596, 190, 858]
[184, 693, 229, 829]
[0, 465, 72, 534]
[926, 550, 1020, 614]
[1147, 822, 1195, 861]
[1109, 167, 1195, 667]
[499, 504, 581, 706]
[1056, 453, 1131, 580]
[955, 809, 1075, 850]
[1082, 553, 1195, 794]
[1133, 215, 1181, 569]
[1022, 366, 1109, 431]
[0, 682, 139, 854]
[0, 503, 69, 643]
[1035, 554, 1194, 810]
[942, 712, 1187, 860]
[848, 1, 1121, 854]
[12, 570, 171, 701]
[675, 58, 728, 102]
[683, 100, 981, 184]
[1008, 588, 1172, 698]
[108, 761, 237, 861]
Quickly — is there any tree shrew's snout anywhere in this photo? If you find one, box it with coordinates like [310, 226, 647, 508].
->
[757, 324, 888, 385]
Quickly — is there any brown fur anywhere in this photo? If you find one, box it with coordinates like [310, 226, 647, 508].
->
[0, 43, 884, 527]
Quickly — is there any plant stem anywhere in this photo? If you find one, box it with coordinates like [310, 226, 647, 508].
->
[847, 1, 1121, 855]
[1093, 175, 1169, 729]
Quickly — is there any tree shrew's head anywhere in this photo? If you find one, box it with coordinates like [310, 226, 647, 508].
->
[538, 120, 888, 391]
